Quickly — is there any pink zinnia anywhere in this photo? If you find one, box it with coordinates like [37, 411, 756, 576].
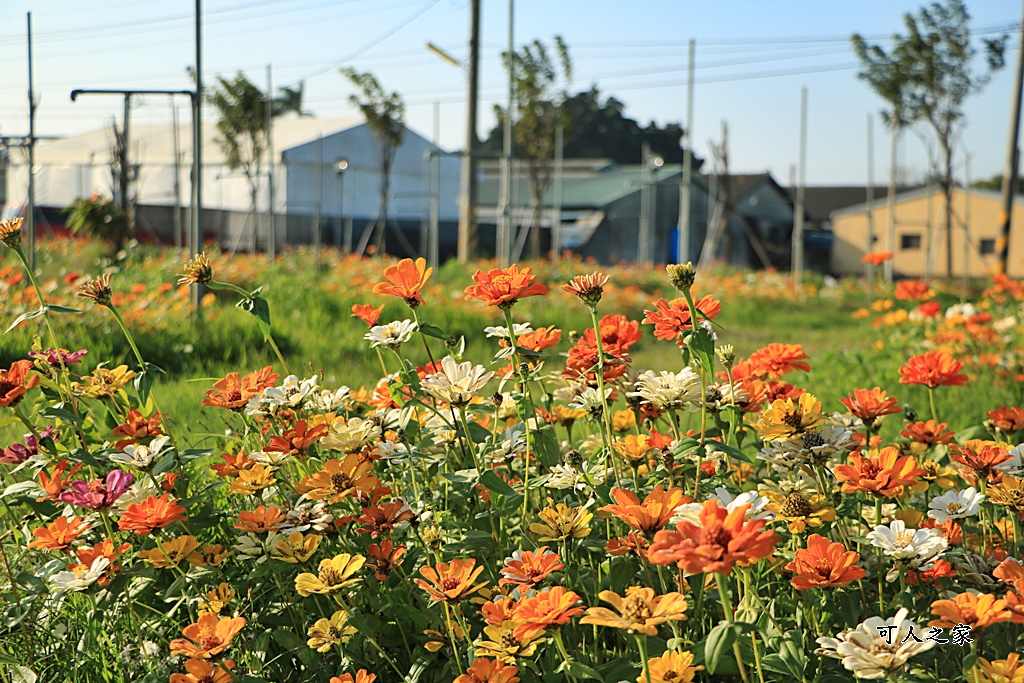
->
[59, 469, 134, 510]
[28, 348, 88, 367]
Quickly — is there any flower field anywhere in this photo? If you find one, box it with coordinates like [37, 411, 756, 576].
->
[2, 221, 1024, 683]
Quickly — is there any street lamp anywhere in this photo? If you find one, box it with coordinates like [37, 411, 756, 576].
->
[638, 144, 664, 264]
[334, 159, 349, 253]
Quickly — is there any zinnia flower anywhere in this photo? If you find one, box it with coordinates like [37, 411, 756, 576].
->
[0, 360, 39, 407]
[464, 264, 548, 309]
[562, 272, 609, 307]
[641, 650, 703, 683]
[951, 439, 1011, 484]
[642, 294, 721, 343]
[0, 216, 23, 247]
[117, 493, 187, 535]
[499, 546, 564, 589]
[648, 499, 779, 575]
[177, 252, 213, 285]
[351, 303, 385, 327]
[330, 671, 376, 683]
[755, 393, 826, 441]
[421, 356, 495, 407]
[454, 658, 520, 683]
[48, 557, 111, 593]
[307, 610, 357, 651]
[28, 514, 91, 552]
[76, 273, 113, 306]
[169, 611, 246, 659]
[833, 447, 924, 497]
[295, 553, 365, 596]
[414, 558, 487, 603]
[529, 501, 593, 542]
[295, 454, 378, 504]
[840, 387, 900, 422]
[599, 486, 689, 533]
[972, 653, 1024, 683]
[898, 350, 968, 388]
[169, 659, 236, 683]
[201, 366, 279, 411]
[927, 487, 984, 523]
[580, 586, 687, 636]
[786, 534, 866, 590]
[58, 469, 134, 510]
[815, 607, 935, 679]
[366, 540, 407, 580]
[747, 343, 811, 379]
[512, 586, 584, 640]
[372, 257, 432, 307]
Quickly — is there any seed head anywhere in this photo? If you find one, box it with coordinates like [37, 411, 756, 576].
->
[563, 449, 584, 469]
[177, 252, 213, 286]
[77, 273, 113, 306]
[0, 217, 23, 248]
[666, 262, 697, 292]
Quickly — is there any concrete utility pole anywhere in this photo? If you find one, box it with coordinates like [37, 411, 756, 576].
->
[457, 0, 480, 263]
[677, 38, 695, 265]
[171, 98, 182, 249]
[266, 64, 276, 261]
[997, 0, 1024, 277]
[884, 117, 898, 283]
[792, 86, 807, 287]
[193, 0, 204, 309]
[122, 95, 133, 235]
[551, 120, 563, 259]
[866, 113, 876, 288]
[497, 0, 514, 266]
[26, 12, 36, 269]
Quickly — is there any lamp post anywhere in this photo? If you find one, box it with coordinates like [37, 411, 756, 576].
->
[639, 143, 664, 265]
[334, 159, 349, 252]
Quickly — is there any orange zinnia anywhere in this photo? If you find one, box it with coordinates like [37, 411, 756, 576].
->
[988, 406, 1024, 433]
[112, 409, 164, 450]
[201, 366, 279, 411]
[894, 279, 934, 301]
[234, 506, 285, 533]
[464, 264, 548, 309]
[832, 447, 924, 497]
[512, 586, 585, 640]
[330, 671, 377, 683]
[355, 500, 415, 538]
[580, 586, 688, 636]
[72, 539, 130, 585]
[747, 343, 811, 379]
[211, 450, 255, 478]
[642, 294, 721, 343]
[860, 250, 893, 266]
[647, 500, 779, 575]
[454, 658, 520, 683]
[415, 558, 488, 603]
[840, 387, 901, 422]
[366, 540, 407, 581]
[951, 439, 1011, 485]
[481, 596, 520, 626]
[28, 515, 90, 552]
[898, 350, 968, 388]
[169, 659, 236, 683]
[266, 420, 327, 456]
[900, 420, 955, 446]
[169, 611, 246, 659]
[499, 546, 564, 589]
[37, 459, 83, 501]
[373, 257, 432, 307]
[599, 486, 690, 533]
[296, 454, 378, 504]
[785, 534, 865, 590]
[351, 303, 385, 327]
[117, 493, 188, 535]
[0, 359, 39, 407]
[929, 592, 1012, 631]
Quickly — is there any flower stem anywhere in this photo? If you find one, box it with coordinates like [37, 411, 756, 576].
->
[716, 573, 751, 683]
[635, 634, 652, 683]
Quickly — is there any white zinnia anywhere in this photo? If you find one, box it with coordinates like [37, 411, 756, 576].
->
[110, 435, 172, 470]
[421, 356, 494, 407]
[569, 387, 614, 415]
[995, 444, 1024, 478]
[928, 487, 984, 523]
[867, 520, 947, 581]
[484, 322, 533, 339]
[364, 319, 417, 349]
[321, 417, 382, 453]
[709, 487, 775, 521]
[630, 368, 702, 410]
[815, 607, 935, 679]
[49, 557, 110, 593]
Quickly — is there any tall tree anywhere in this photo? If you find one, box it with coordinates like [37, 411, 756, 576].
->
[855, 0, 1006, 279]
[206, 73, 271, 225]
[493, 36, 573, 260]
[341, 68, 405, 256]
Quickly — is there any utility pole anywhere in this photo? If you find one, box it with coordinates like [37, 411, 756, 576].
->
[884, 116, 898, 283]
[551, 120, 563, 259]
[497, 0, 514, 266]
[266, 64, 276, 261]
[866, 113, 876, 289]
[26, 12, 36, 269]
[457, 0, 480, 263]
[997, 0, 1024, 277]
[792, 86, 807, 288]
[171, 98, 182, 249]
[121, 95, 133, 236]
[639, 142, 651, 265]
[677, 38, 695, 265]
[192, 0, 204, 309]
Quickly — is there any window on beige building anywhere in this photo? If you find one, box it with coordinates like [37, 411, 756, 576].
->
[900, 233, 922, 250]
[980, 239, 996, 255]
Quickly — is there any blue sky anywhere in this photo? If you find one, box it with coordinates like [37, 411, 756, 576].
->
[0, 0, 1018, 185]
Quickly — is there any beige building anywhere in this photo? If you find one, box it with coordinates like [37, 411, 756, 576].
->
[830, 187, 1024, 278]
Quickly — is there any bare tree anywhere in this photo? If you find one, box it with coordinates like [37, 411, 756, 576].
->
[341, 68, 405, 256]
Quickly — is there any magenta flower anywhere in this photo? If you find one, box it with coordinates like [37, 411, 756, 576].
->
[58, 469, 134, 510]
[1, 433, 39, 464]
[28, 348, 88, 367]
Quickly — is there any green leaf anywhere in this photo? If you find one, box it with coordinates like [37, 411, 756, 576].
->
[561, 661, 602, 680]
[441, 468, 478, 484]
[479, 469, 518, 497]
[38, 405, 85, 425]
[6, 307, 46, 334]
[133, 362, 165, 405]
[418, 322, 450, 341]
[704, 622, 743, 675]
[686, 326, 715, 374]
[237, 295, 273, 341]
[10, 666, 37, 683]
[45, 304, 83, 315]
[2, 481, 38, 499]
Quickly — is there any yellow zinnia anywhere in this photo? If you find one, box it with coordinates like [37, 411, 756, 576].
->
[755, 393, 825, 441]
[295, 553, 365, 596]
[529, 501, 592, 542]
[274, 532, 322, 564]
[137, 535, 200, 568]
[307, 610, 357, 652]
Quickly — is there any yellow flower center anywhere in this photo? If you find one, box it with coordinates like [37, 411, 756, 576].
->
[945, 502, 964, 515]
[894, 530, 914, 548]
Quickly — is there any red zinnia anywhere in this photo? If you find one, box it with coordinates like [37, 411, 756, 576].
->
[898, 351, 967, 388]
[0, 360, 39, 407]
[840, 387, 901, 422]
[747, 343, 811, 379]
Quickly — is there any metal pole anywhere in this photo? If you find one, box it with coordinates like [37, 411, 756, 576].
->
[677, 38, 695, 265]
[457, 0, 480, 263]
[997, 0, 1024, 277]
[497, 0, 514, 265]
[345, 168, 355, 254]
[267, 63, 276, 261]
[316, 133, 323, 269]
[26, 12, 36, 269]
[171, 98, 182, 249]
[336, 167, 345, 251]
[963, 152, 971, 293]
[639, 142, 651, 264]
[122, 94, 134, 240]
[551, 120, 563, 259]
[865, 113, 875, 289]
[793, 86, 807, 287]
[430, 102, 440, 268]
[884, 120, 898, 283]
[192, 0, 203, 309]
